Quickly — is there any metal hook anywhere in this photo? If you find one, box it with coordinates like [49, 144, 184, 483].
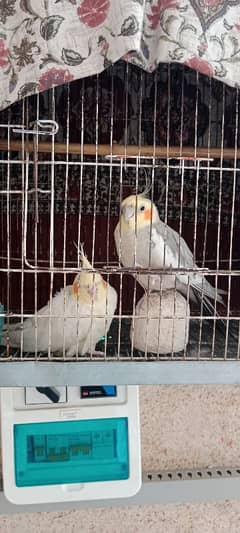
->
[12, 119, 59, 136]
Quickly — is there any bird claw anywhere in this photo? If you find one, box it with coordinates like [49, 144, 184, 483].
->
[90, 350, 106, 357]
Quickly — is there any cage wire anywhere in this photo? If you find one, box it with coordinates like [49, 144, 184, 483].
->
[0, 61, 240, 362]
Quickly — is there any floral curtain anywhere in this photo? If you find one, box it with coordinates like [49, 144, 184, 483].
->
[0, 0, 240, 110]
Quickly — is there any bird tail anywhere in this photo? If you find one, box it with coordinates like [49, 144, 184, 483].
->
[191, 287, 237, 341]
[203, 280, 226, 306]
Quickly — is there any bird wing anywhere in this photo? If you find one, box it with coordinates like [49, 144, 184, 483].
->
[114, 218, 223, 302]
[151, 221, 194, 270]
[152, 222, 225, 303]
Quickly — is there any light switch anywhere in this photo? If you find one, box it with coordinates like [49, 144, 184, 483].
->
[25, 387, 67, 405]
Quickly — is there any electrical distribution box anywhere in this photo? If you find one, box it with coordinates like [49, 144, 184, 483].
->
[1, 386, 141, 505]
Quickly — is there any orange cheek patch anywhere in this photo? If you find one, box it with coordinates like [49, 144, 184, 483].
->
[102, 280, 107, 288]
[73, 281, 79, 296]
[144, 208, 152, 221]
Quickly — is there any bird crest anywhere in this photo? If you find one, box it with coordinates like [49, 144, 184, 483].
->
[72, 243, 104, 299]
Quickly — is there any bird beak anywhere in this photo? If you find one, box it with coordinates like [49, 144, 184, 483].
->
[123, 205, 135, 221]
[88, 285, 98, 300]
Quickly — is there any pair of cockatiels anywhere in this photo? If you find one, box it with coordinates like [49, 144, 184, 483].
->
[3, 190, 230, 356]
[114, 192, 229, 338]
[2, 248, 117, 356]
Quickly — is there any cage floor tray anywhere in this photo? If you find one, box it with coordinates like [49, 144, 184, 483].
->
[96, 318, 240, 360]
[0, 318, 239, 360]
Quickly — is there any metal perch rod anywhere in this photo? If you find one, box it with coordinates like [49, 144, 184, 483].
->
[0, 141, 239, 159]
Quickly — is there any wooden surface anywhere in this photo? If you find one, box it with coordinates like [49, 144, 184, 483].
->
[0, 141, 239, 159]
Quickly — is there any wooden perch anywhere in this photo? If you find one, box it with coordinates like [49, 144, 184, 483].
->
[0, 141, 239, 159]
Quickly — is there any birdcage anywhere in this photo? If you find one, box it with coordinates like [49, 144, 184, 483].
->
[0, 59, 240, 386]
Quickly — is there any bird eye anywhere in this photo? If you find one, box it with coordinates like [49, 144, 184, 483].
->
[140, 205, 145, 211]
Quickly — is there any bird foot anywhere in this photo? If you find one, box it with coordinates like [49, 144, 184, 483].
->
[90, 350, 106, 357]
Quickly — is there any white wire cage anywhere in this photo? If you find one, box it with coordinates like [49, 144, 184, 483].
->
[0, 61, 240, 380]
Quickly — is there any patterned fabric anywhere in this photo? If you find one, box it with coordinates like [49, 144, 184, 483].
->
[0, 0, 240, 110]
[2, 161, 239, 227]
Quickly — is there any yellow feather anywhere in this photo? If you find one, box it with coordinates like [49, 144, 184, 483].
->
[120, 194, 159, 232]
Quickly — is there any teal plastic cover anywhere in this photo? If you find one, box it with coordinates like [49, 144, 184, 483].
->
[14, 417, 129, 487]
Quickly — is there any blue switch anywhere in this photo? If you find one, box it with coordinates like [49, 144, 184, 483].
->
[102, 386, 116, 396]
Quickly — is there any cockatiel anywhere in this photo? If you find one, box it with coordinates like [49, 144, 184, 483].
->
[2, 249, 117, 356]
[114, 193, 229, 336]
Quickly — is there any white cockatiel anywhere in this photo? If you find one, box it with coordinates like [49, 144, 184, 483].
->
[2, 249, 117, 356]
[114, 193, 228, 335]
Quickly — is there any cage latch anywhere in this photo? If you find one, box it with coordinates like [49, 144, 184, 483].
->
[12, 120, 59, 136]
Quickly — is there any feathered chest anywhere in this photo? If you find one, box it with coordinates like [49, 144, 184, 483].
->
[114, 223, 166, 268]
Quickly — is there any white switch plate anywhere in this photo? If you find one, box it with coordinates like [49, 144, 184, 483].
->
[25, 387, 67, 405]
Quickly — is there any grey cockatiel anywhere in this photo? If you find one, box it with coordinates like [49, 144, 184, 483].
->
[114, 193, 229, 337]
